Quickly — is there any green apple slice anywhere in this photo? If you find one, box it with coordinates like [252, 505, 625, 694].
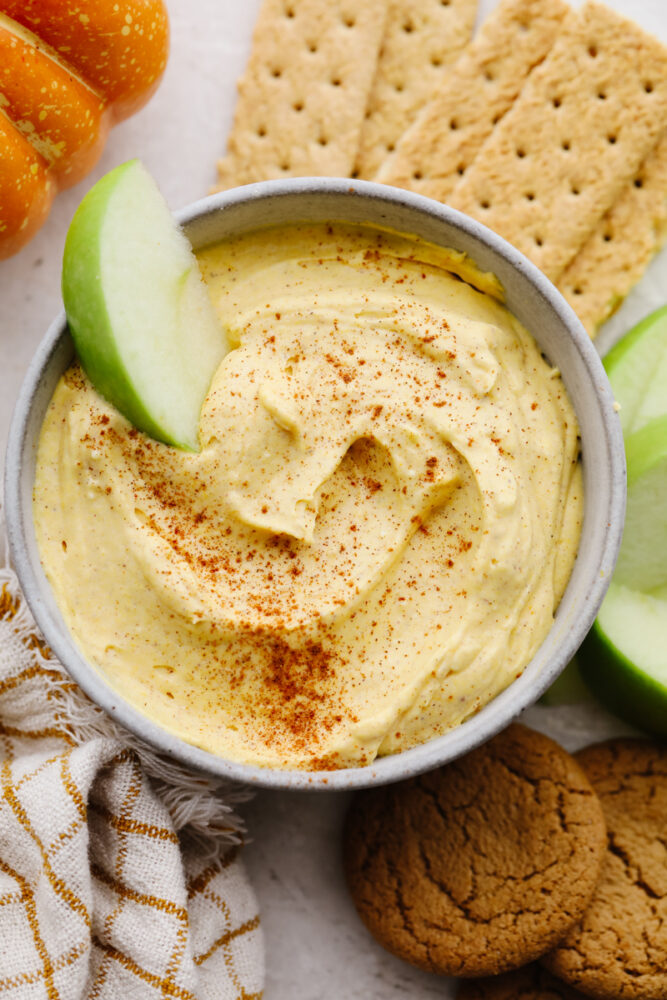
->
[614, 415, 667, 592]
[604, 304, 667, 434]
[62, 159, 228, 451]
[577, 307, 667, 734]
[580, 583, 667, 736]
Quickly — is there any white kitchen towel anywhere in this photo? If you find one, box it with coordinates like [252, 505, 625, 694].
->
[0, 519, 264, 999]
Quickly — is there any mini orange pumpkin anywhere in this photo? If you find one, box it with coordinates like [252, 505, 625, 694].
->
[0, 0, 169, 259]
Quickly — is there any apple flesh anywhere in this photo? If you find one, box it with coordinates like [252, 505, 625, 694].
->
[62, 159, 228, 451]
[604, 304, 667, 435]
[577, 306, 667, 734]
[614, 415, 667, 592]
[581, 583, 667, 736]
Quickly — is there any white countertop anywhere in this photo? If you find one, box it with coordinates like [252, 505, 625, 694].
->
[1, 1, 665, 996]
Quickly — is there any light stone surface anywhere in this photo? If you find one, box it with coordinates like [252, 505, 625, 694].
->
[0, 1, 665, 997]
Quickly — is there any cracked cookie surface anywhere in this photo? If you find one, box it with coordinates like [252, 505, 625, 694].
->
[543, 739, 667, 1000]
[343, 723, 607, 978]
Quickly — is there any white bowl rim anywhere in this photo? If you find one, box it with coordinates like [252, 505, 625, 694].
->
[4, 176, 626, 791]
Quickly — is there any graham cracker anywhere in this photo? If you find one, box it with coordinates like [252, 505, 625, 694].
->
[214, 0, 388, 190]
[353, 0, 476, 180]
[559, 132, 667, 337]
[447, 2, 667, 282]
[377, 0, 569, 200]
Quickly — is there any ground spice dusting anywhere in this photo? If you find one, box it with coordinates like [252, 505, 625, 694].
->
[35, 223, 584, 770]
[262, 637, 334, 722]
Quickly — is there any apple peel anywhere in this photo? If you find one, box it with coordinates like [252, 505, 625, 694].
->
[62, 159, 228, 451]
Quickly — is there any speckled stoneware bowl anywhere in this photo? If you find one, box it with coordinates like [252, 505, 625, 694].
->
[5, 178, 626, 790]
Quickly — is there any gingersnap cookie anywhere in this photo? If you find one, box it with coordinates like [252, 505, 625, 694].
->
[343, 723, 607, 978]
[543, 739, 667, 1000]
[457, 963, 589, 999]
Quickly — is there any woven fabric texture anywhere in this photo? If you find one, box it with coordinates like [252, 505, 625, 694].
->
[0, 521, 264, 999]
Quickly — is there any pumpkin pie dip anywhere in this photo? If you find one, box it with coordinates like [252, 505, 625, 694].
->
[34, 223, 582, 770]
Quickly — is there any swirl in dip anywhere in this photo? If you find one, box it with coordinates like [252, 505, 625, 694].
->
[34, 223, 582, 770]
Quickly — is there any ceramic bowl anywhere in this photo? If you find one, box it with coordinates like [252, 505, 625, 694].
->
[4, 178, 626, 789]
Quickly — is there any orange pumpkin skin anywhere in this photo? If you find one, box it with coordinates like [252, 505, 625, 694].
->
[1, 1, 170, 124]
[0, 115, 56, 260]
[0, 0, 169, 259]
[0, 24, 111, 188]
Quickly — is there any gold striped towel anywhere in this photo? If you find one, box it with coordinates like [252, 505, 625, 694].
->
[0, 515, 264, 999]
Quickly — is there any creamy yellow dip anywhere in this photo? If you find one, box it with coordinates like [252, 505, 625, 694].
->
[34, 223, 582, 770]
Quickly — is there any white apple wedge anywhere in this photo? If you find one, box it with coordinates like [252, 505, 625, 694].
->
[578, 307, 667, 735]
[614, 415, 667, 592]
[604, 304, 667, 434]
[62, 159, 228, 451]
[581, 584, 667, 736]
